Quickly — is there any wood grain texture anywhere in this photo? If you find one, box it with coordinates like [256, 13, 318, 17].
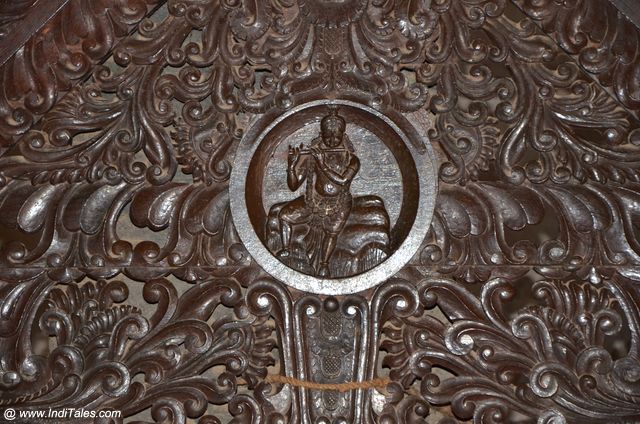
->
[0, 0, 69, 66]
[0, 0, 164, 148]
[610, 0, 640, 30]
[0, 0, 639, 422]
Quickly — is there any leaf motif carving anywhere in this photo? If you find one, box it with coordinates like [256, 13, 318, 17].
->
[0, 0, 639, 422]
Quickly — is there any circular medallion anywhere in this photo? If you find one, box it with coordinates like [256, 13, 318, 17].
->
[230, 100, 437, 295]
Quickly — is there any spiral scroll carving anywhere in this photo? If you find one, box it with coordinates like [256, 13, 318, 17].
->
[0, 0, 639, 422]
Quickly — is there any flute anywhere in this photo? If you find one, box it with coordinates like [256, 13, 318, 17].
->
[289, 148, 348, 155]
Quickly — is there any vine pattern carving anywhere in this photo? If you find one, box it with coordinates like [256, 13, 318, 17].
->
[0, 0, 639, 422]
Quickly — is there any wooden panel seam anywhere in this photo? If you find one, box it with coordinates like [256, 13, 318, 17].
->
[0, 0, 70, 67]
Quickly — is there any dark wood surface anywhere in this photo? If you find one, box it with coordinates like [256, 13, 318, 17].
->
[0, 0, 639, 423]
[610, 0, 640, 29]
[0, 0, 69, 66]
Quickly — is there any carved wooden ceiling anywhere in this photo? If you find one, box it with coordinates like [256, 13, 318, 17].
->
[1, 0, 640, 423]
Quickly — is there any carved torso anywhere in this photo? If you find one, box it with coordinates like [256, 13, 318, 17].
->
[310, 150, 353, 197]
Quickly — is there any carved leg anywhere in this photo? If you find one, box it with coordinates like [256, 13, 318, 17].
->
[318, 233, 338, 277]
[279, 220, 292, 258]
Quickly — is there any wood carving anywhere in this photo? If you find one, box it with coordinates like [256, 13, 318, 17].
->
[266, 109, 391, 278]
[0, 0, 639, 422]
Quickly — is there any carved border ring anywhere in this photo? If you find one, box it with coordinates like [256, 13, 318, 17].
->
[231, 100, 437, 294]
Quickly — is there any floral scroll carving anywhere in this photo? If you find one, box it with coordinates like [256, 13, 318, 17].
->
[0, 0, 639, 422]
[0, 0, 164, 148]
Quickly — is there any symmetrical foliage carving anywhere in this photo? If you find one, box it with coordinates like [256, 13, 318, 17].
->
[382, 276, 640, 423]
[0, 0, 164, 147]
[1, 273, 278, 422]
[1, 0, 639, 276]
[0, 0, 640, 422]
[514, 0, 640, 115]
